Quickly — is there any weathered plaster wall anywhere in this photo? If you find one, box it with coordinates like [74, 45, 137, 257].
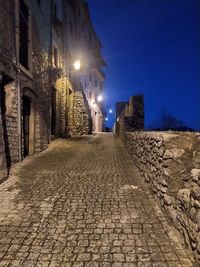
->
[123, 131, 200, 260]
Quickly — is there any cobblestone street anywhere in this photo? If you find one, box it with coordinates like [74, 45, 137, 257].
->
[0, 133, 197, 267]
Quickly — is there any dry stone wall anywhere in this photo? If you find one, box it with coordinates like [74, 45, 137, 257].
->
[123, 131, 200, 261]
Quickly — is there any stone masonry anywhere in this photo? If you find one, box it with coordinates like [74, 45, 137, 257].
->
[0, 0, 18, 171]
[0, 112, 7, 182]
[122, 131, 200, 262]
[0, 0, 53, 175]
[0, 133, 197, 266]
[1, 0, 103, 179]
[71, 90, 92, 136]
[116, 94, 200, 261]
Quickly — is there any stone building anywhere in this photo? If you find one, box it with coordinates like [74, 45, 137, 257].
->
[52, 0, 93, 137]
[0, 0, 52, 182]
[63, 0, 106, 134]
[115, 94, 144, 139]
[79, 2, 106, 133]
[0, 0, 106, 181]
[50, 0, 106, 137]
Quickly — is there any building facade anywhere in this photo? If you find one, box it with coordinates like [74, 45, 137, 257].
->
[0, 0, 106, 182]
[78, 2, 106, 133]
[0, 0, 52, 183]
[50, 0, 106, 137]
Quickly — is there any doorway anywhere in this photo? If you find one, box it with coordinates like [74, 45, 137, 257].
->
[22, 96, 31, 157]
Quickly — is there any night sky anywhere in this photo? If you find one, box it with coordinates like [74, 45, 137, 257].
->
[87, 0, 200, 130]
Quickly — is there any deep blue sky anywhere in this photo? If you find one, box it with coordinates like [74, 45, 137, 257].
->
[87, 0, 200, 130]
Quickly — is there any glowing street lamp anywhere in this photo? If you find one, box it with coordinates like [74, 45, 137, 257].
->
[74, 60, 81, 71]
[109, 109, 113, 114]
[105, 117, 108, 121]
[97, 95, 103, 102]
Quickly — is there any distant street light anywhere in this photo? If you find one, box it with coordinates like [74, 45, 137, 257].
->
[74, 60, 81, 71]
[109, 109, 113, 114]
[105, 117, 108, 121]
[97, 95, 103, 102]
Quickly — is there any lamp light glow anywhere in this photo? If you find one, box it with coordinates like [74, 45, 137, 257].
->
[105, 117, 108, 121]
[74, 60, 81, 71]
[109, 109, 113, 114]
[97, 95, 103, 102]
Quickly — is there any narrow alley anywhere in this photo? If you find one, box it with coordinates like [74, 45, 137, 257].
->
[0, 134, 196, 267]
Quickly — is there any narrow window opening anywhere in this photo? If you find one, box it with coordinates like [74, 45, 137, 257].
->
[19, 0, 29, 69]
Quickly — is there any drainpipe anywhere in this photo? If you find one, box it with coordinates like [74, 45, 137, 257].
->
[13, 0, 22, 162]
[48, 0, 53, 143]
[63, 0, 69, 135]
[17, 69, 22, 162]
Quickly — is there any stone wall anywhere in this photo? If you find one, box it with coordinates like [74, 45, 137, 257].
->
[0, 79, 19, 167]
[30, 0, 52, 153]
[0, 0, 18, 172]
[53, 76, 68, 137]
[0, 0, 101, 178]
[3, 114, 19, 165]
[71, 90, 92, 136]
[122, 131, 200, 261]
[0, 112, 7, 182]
[0, 0, 15, 78]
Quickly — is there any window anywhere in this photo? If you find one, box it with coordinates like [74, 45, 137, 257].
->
[53, 2, 57, 19]
[19, 0, 29, 69]
[53, 0, 63, 22]
[95, 80, 98, 87]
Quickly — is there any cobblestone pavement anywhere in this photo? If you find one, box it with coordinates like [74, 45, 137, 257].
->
[0, 133, 198, 267]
